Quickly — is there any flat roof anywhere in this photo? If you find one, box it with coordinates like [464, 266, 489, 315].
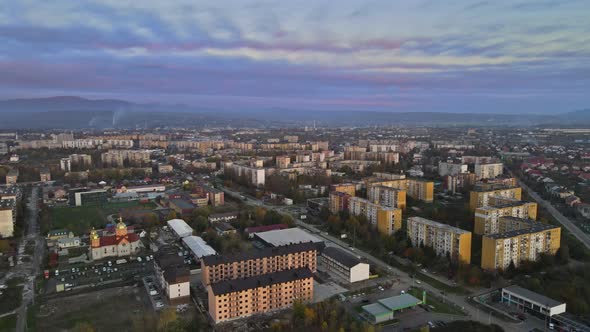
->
[486, 223, 559, 239]
[378, 294, 422, 311]
[503, 285, 563, 308]
[202, 241, 322, 266]
[362, 303, 392, 317]
[408, 216, 470, 234]
[255, 228, 323, 247]
[210, 268, 313, 296]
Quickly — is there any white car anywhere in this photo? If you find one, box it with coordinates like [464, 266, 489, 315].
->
[0, 285, 7, 290]
[155, 302, 164, 308]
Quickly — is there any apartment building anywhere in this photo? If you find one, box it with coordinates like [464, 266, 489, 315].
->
[407, 217, 472, 264]
[469, 186, 522, 211]
[5, 169, 18, 185]
[349, 197, 402, 235]
[438, 162, 468, 177]
[330, 183, 356, 197]
[60, 157, 72, 172]
[154, 249, 191, 304]
[329, 191, 351, 214]
[39, 168, 51, 182]
[475, 163, 504, 180]
[200, 242, 321, 285]
[368, 185, 406, 209]
[224, 162, 266, 187]
[367, 178, 434, 203]
[481, 223, 561, 271]
[474, 201, 538, 235]
[0, 199, 15, 237]
[207, 268, 313, 324]
[101, 150, 151, 168]
[276, 156, 291, 168]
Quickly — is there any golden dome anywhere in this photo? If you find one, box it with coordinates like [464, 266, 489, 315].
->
[116, 217, 127, 230]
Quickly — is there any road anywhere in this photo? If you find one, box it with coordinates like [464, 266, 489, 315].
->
[217, 184, 536, 331]
[15, 185, 43, 332]
[518, 179, 590, 249]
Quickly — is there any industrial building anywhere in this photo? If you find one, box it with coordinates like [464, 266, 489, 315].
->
[319, 246, 369, 283]
[254, 228, 323, 247]
[166, 219, 194, 238]
[182, 235, 217, 259]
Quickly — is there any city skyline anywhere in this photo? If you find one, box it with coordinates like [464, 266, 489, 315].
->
[1, 1, 589, 113]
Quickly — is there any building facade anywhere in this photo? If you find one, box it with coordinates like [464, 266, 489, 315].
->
[319, 247, 370, 283]
[474, 201, 538, 235]
[200, 242, 320, 286]
[469, 186, 522, 211]
[207, 268, 314, 324]
[349, 197, 403, 235]
[407, 217, 472, 264]
[367, 185, 406, 209]
[89, 219, 142, 260]
[481, 223, 561, 271]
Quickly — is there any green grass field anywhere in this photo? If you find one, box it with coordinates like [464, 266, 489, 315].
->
[50, 201, 156, 235]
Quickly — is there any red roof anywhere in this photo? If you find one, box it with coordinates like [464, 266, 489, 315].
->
[98, 233, 140, 247]
[245, 224, 288, 234]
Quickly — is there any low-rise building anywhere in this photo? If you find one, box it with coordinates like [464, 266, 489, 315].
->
[167, 219, 193, 238]
[5, 169, 18, 185]
[182, 235, 217, 260]
[319, 246, 369, 283]
[501, 285, 565, 318]
[57, 236, 81, 249]
[89, 219, 141, 260]
[0, 199, 15, 238]
[407, 216, 472, 264]
[208, 212, 239, 224]
[207, 268, 314, 324]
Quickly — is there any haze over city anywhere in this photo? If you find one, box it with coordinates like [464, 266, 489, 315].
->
[1, 0, 589, 113]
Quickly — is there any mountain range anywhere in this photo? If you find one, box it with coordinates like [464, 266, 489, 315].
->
[1, 96, 589, 129]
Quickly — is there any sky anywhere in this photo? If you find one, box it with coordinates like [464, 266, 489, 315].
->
[0, 0, 589, 113]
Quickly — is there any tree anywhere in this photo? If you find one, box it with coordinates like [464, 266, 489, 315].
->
[73, 322, 95, 332]
[166, 210, 178, 220]
[304, 307, 316, 326]
[557, 245, 570, 264]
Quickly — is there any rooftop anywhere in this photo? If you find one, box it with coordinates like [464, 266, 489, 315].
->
[486, 223, 559, 239]
[202, 241, 322, 266]
[408, 216, 470, 234]
[255, 228, 323, 247]
[378, 293, 422, 311]
[322, 246, 363, 268]
[182, 235, 217, 258]
[210, 267, 313, 296]
[503, 285, 563, 307]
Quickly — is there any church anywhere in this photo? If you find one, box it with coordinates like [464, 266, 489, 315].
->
[89, 218, 142, 260]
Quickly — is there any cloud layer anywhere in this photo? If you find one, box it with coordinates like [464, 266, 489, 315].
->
[1, 0, 589, 113]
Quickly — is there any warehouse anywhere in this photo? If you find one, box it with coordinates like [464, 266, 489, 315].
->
[319, 246, 369, 283]
[254, 227, 323, 247]
[167, 219, 194, 238]
[501, 285, 566, 318]
[182, 235, 217, 259]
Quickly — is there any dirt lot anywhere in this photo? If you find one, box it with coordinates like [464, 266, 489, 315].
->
[34, 285, 151, 331]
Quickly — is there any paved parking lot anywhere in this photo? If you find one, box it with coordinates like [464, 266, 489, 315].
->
[142, 276, 167, 311]
[313, 280, 347, 303]
[45, 256, 156, 294]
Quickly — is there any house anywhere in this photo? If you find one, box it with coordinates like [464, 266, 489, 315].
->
[154, 248, 191, 305]
[208, 212, 239, 223]
[565, 195, 581, 207]
[214, 222, 236, 236]
[57, 237, 81, 249]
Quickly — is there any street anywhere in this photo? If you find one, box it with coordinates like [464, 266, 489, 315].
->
[216, 184, 537, 331]
[518, 179, 590, 249]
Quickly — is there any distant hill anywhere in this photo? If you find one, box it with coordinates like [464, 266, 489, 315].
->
[0, 96, 588, 129]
